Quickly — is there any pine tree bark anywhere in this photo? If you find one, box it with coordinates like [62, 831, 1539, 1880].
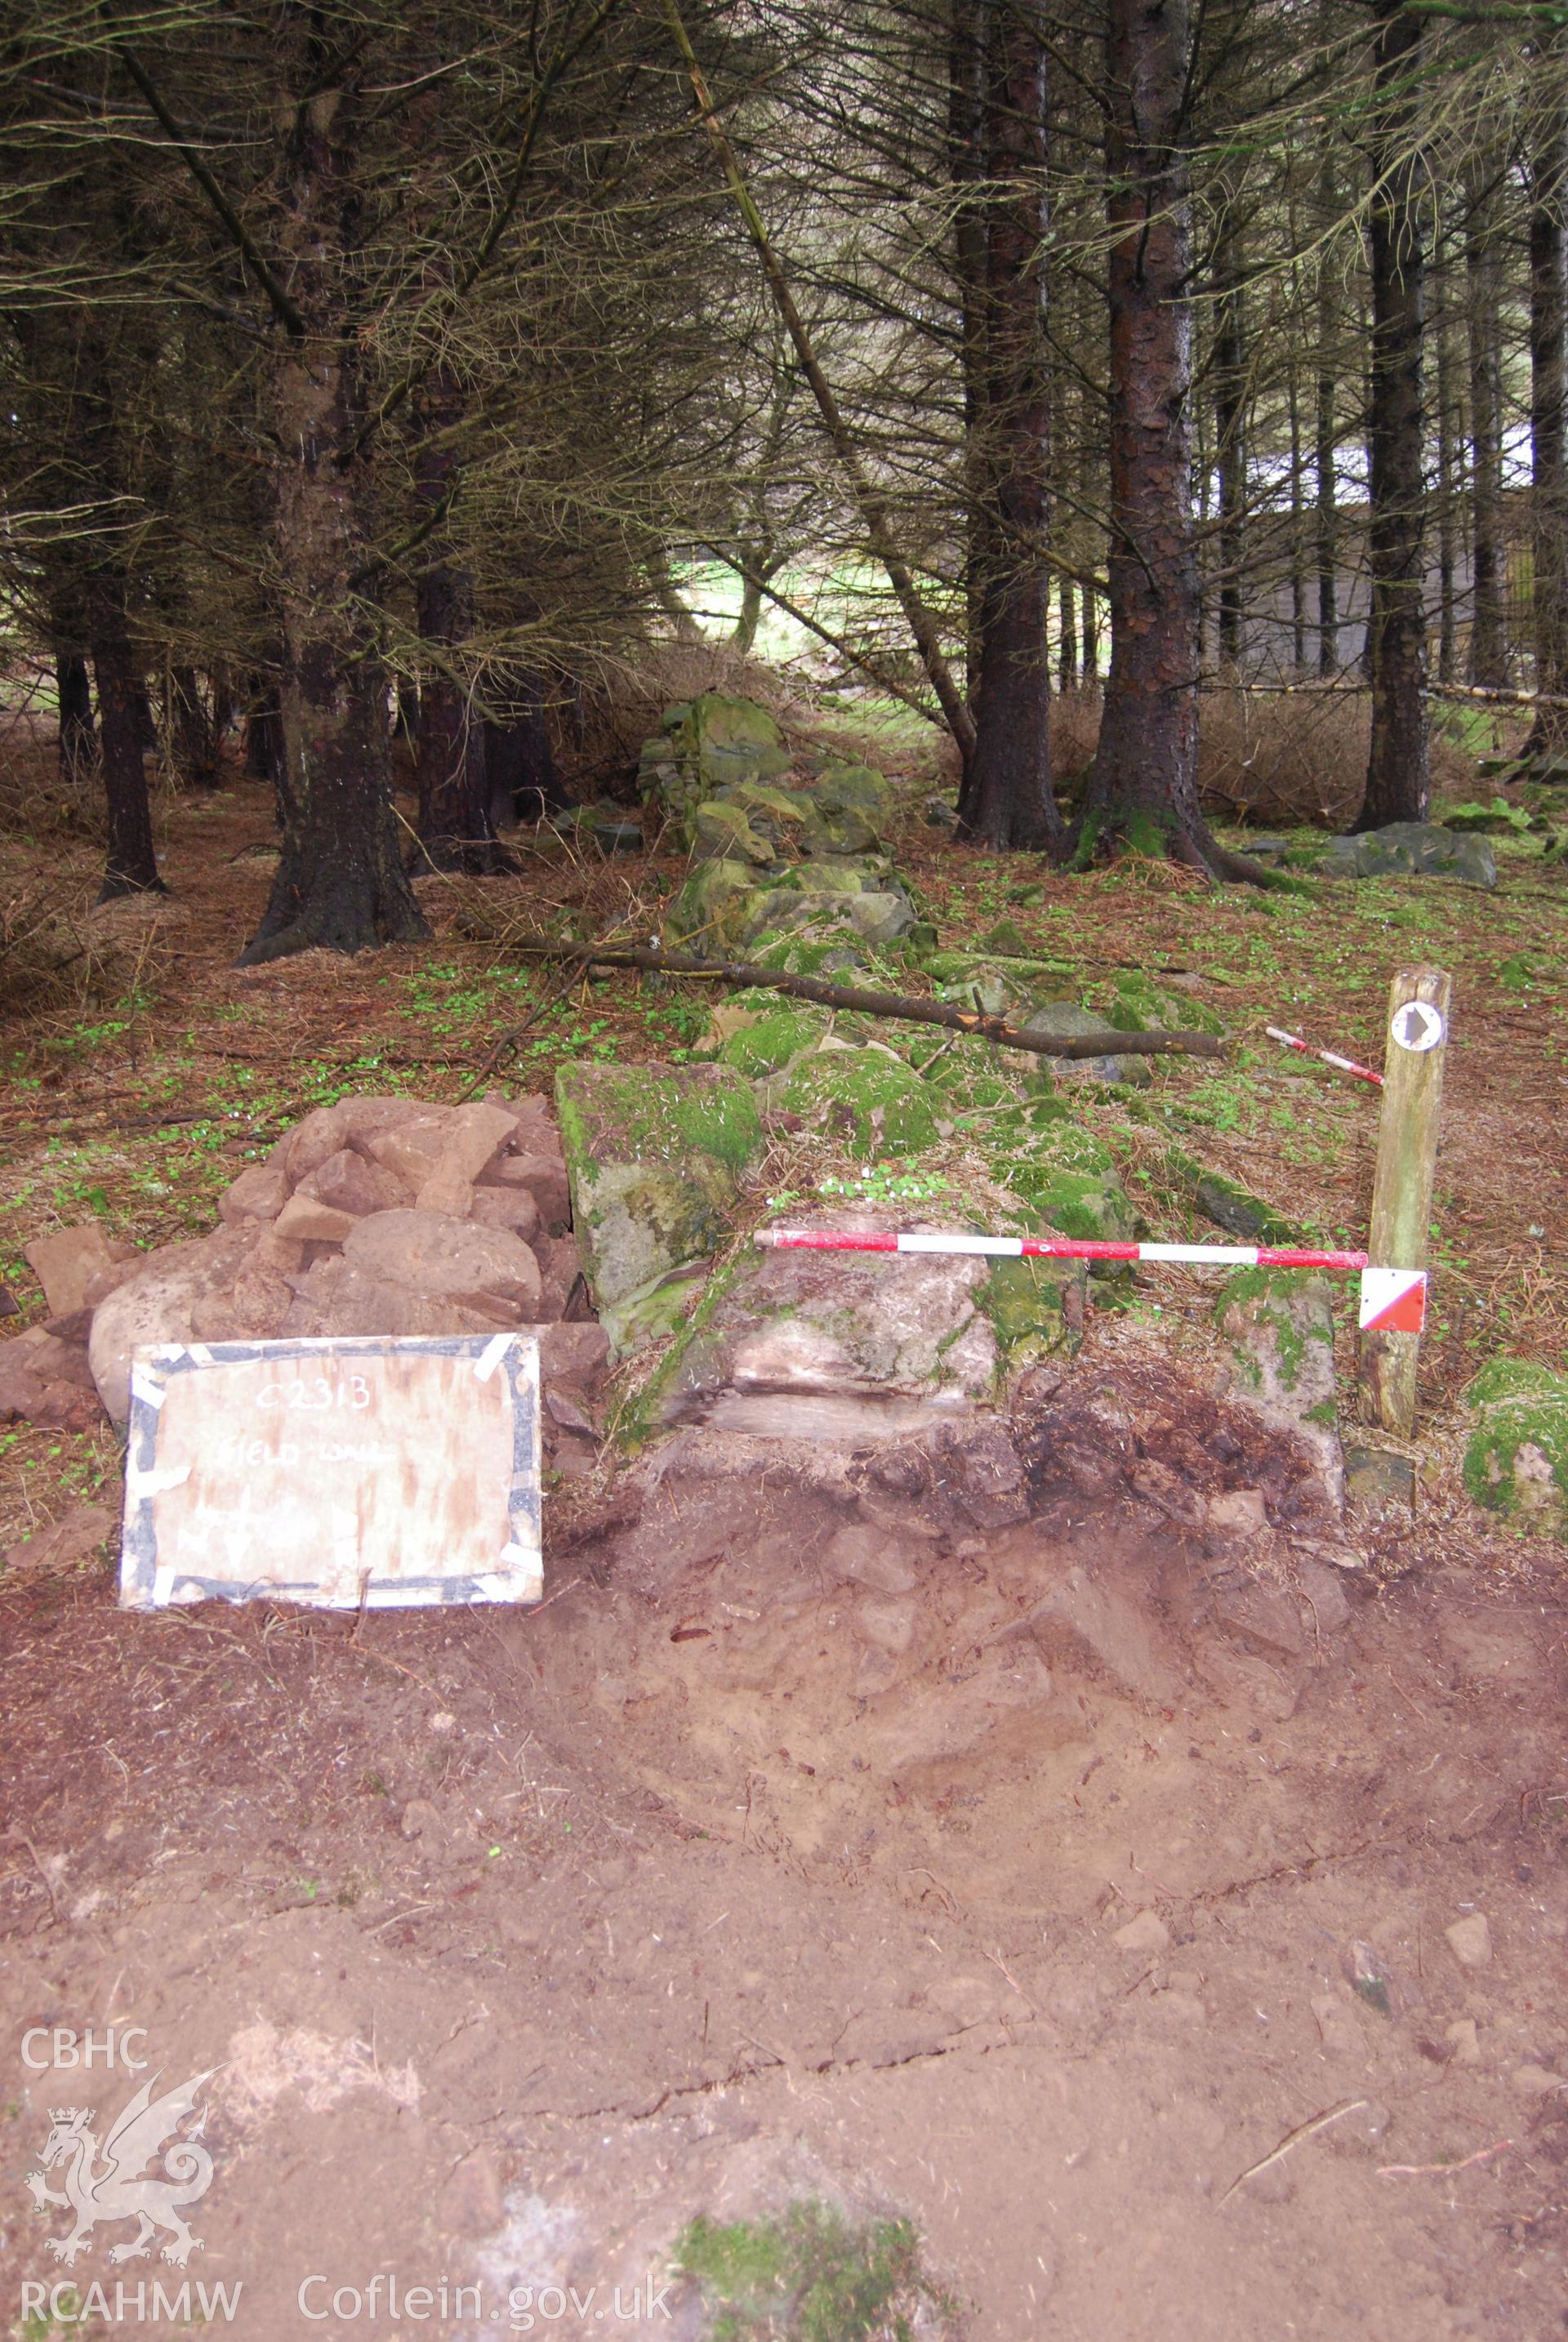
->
[1314, 136, 1339, 676]
[1072, 0, 1253, 877]
[959, 0, 1060, 849]
[1465, 168, 1508, 688]
[1526, 57, 1568, 765]
[1058, 577, 1077, 688]
[56, 652, 94, 784]
[1079, 364, 1102, 679]
[1435, 227, 1458, 685]
[1288, 356, 1307, 675]
[950, 0, 994, 706]
[1213, 203, 1247, 670]
[1356, 0, 1430, 830]
[168, 666, 219, 787]
[91, 574, 163, 900]
[240, 47, 427, 964]
[411, 370, 511, 872]
[244, 676, 284, 786]
[483, 684, 569, 827]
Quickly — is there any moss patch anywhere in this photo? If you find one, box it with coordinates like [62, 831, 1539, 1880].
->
[555, 1061, 763, 1337]
[719, 1004, 830, 1078]
[1000, 1163, 1136, 1244]
[774, 1050, 941, 1155]
[1464, 1357, 1568, 1529]
[675, 2199, 959, 2341]
[978, 1254, 1086, 1365]
[1100, 971, 1227, 1038]
[1215, 1267, 1336, 1409]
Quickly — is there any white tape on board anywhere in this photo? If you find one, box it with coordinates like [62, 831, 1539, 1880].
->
[473, 1333, 514, 1382]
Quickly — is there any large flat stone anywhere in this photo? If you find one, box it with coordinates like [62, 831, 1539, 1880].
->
[649, 1212, 1000, 1438]
[341, 1210, 541, 1318]
[24, 1223, 116, 1316]
[88, 1227, 258, 1423]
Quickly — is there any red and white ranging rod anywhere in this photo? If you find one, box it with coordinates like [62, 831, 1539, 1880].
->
[755, 1227, 1428, 1333]
[1266, 1025, 1384, 1088]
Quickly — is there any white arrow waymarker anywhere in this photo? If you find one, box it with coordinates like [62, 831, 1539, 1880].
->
[755, 1229, 1428, 1333]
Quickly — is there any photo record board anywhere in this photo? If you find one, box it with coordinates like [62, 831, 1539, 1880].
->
[119, 1333, 541, 1610]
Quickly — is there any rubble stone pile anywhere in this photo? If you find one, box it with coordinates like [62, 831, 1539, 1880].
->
[1, 1094, 608, 1438]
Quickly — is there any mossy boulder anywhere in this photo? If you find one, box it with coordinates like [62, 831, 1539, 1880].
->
[555, 1060, 763, 1353]
[978, 1255, 1087, 1365]
[1001, 1163, 1136, 1245]
[666, 857, 760, 954]
[718, 1002, 829, 1078]
[746, 931, 871, 978]
[738, 857, 920, 951]
[690, 778, 817, 865]
[933, 964, 1015, 1018]
[773, 1049, 941, 1155]
[1161, 1149, 1300, 1246]
[637, 692, 791, 828]
[1020, 1000, 1154, 1088]
[1215, 1266, 1342, 1507]
[924, 950, 1074, 987]
[803, 759, 893, 855]
[1101, 971, 1227, 1040]
[688, 796, 775, 866]
[1463, 1357, 1568, 1532]
[1317, 821, 1498, 889]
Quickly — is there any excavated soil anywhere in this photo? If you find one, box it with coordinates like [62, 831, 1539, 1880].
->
[2, 1335, 1567, 2340]
[2, 764, 1566, 2338]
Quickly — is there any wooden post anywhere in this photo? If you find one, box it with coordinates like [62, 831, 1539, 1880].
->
[1360, 967, 1451, 1436]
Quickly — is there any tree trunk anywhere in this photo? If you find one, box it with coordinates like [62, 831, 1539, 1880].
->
[240, 48, 427, 964]
[1072, 0, 1250, 877]
[1435, 227, 1458, 685]
[483, 688, 569, 828]
[731, 571, 765, 656]
[56, 652, 94, 784]
[1194, 369, 1213, 670]
[1315, 143, 1339, 676]
[169, 665, 219, 787]
[1058, 576, 1077, 688]
[1287, 356, 1307, 674]
[1213, 206, 1247, 670]
[91, 581, 163, 901]
[1356, 0, 1430, 830]
[244, 678, 284, 786]
[950, 0, 994, 704]
[1079, 367, 1102, 679]
[960, 0, 1060, 849]
[1526, 55, 1568, 766]
[411, 370, 509, 872]
[1465, 168, 1508, 687]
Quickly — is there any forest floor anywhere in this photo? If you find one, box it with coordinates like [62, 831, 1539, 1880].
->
[1, 710, 1566, 2342]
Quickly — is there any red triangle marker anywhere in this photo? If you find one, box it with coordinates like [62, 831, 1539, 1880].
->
[1358, 1269, 1428, 1334]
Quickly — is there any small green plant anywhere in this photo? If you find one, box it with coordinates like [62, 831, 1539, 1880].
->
[675, 2200, 960, 2341]
[819, 1165, 950, 1207]
[16, 2289, 96, 2342]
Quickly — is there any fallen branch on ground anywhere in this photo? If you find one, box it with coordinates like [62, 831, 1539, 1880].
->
[499, 938, 1227, 1062]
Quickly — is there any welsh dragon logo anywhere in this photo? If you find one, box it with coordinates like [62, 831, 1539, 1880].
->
[25, 2068, 216, 2267]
